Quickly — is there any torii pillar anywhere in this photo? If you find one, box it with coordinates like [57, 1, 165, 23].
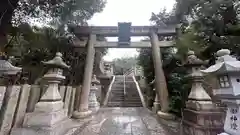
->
[73, 34, 96, 119]
[150, 30, 175, 119]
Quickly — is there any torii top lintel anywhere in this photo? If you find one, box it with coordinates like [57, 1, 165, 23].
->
[69, 25, 177, 37]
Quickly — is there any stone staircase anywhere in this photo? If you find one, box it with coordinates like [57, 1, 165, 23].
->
[107, 75, 143, 107]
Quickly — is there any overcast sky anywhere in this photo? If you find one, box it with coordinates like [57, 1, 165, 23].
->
[88, 0, 175, 61]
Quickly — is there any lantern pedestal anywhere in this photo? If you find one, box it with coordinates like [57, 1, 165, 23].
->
[183, 108, 225, 135]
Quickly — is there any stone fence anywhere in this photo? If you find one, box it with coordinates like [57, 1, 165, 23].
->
[0, 83, 81, 135]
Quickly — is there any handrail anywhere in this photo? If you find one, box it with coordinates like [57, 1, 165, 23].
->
[123, 67, 134, 76]
[103, 76, 116, 107]
[123, 75, 126, 95]
[132, 75, 147, 108]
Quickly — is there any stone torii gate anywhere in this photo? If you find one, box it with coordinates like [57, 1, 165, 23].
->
[69, 23, 177, 119]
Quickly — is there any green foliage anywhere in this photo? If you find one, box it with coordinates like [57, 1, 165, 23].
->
[13, 0, 106, 26]
[140, 0, 240, 116]
[138, 8, 192, 116]
[137, 48, 154, 85]
[7, 24, 107, 85]
[175, 0, 240, 59]
[112, 57, 138, 75]
[166, 67, 191, 116]
[138, 46, 191, 116]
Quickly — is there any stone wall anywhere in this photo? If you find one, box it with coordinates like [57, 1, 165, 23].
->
[0, 84, 77, 135]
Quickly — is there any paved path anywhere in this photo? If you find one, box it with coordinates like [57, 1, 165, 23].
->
[74, 108, 173, 135]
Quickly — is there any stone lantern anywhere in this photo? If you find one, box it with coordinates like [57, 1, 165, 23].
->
[184, 51, 214, 110]
[182, 50, 225, 135]
[88, 74, 100, 112]
[202, 49, 240, 135]
[0, 60, 22, 76]
[13, 52, 70, 135]
[0, 59, 22, 84]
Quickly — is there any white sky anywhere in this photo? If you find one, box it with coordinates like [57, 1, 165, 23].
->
[88, 0, 175, 61]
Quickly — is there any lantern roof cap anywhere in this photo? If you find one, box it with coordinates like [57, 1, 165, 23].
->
[42, 52, 70, 69]
[202, 49, 240, 74]
[0, 60, 22, 75]
[185, 50, 205, 66]
[91, 75, 100, 84]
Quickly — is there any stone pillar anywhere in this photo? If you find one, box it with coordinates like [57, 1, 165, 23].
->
[11, 52, 71, 135]
[88, 75, 100, 112]
[182, 51, 224, 135]
[150, 30, 173, 119]
[73, 34, 96, 119]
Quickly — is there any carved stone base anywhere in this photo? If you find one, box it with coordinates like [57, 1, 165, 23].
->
[23, 109, 68, 127]
[157, 111, 175, 120]
[72, 110, 92, 119]
[11, 108, 70, 135]
[183, 108, 225, 135]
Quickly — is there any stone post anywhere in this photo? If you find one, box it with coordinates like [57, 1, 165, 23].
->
[150, 30, 173, 119]
[73, 34, 96, 119]
[88, 75, 100, 112]
[11, 52, 70, 135]
[12, 80, 31, 128]
[182, 51, 224, 135]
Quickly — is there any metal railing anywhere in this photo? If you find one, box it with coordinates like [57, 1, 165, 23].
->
[123, 75, 126, 95]
[123, 68, 135, 76]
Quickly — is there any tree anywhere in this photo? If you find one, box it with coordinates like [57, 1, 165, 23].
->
[112, 57, 138, 75]
[0, 0, 106, 51]
[0, 0, 107, 84]
[174, 0, 240, 59]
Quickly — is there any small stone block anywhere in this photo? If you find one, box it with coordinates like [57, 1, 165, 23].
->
[0, 86, 21, 135]
[68, 87, 76, 117]
[64, 86, 72, 109]
[26, 85, 41, 112]
[13, 84, 31, 127]
[0, 86, 6, 109]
